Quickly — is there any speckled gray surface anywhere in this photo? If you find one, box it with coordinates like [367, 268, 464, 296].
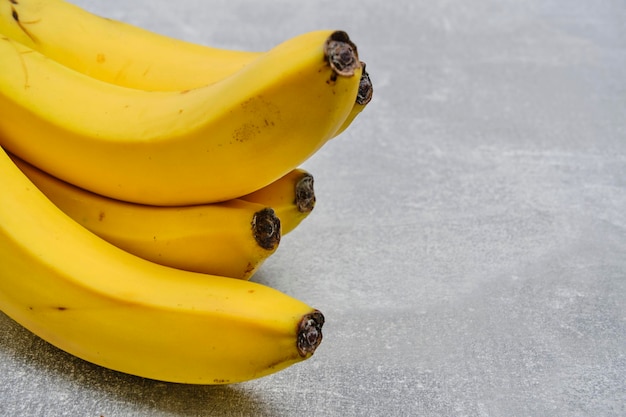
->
[1, 0, 625, 416]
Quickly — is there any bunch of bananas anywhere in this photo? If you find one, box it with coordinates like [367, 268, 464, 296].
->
[0, 0, 372, 384]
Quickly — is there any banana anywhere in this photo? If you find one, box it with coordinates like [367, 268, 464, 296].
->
[0, 0, 260, 90]
[0, 30, 362, 205]
[241, 168, 316, 235]
[10, 154, 281, 280]
[0, 0, 372, 135]
[0, 145, 325, 384]
[333, 62, 374, 136]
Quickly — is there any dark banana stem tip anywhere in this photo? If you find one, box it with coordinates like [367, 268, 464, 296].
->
[252, 208, 281, 250]
[324, 31, 360, 77]
[294, 173, 316, 213]
[356, 62, 373, 105]
[297, 310, 325, 357]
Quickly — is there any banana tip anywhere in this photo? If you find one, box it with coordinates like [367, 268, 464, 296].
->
[295, 174, 316, 213]
[297, 310, 325, 357]
[252, 208, 281, 250]
[324, 31, 360, 77]
[356, 62, 373, 105]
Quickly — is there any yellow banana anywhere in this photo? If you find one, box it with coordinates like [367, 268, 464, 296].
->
[0, 30, 362, 205]
[0, 0, 372, 134]
[0, 145, 324, 384]
[0, 0, 260, 90]
[333, 62, 374, 136]
[241, 168, 316, 235]
[11, 154, 281, 280]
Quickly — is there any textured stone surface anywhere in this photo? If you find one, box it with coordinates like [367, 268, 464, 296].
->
[1, 0, 625, 416]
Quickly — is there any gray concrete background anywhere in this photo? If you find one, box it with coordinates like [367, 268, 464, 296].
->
[1, 0, 625, 416]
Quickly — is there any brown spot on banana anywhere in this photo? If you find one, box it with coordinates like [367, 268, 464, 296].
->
[232, 95, 280, 143]
[10, 5, 40, 43]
